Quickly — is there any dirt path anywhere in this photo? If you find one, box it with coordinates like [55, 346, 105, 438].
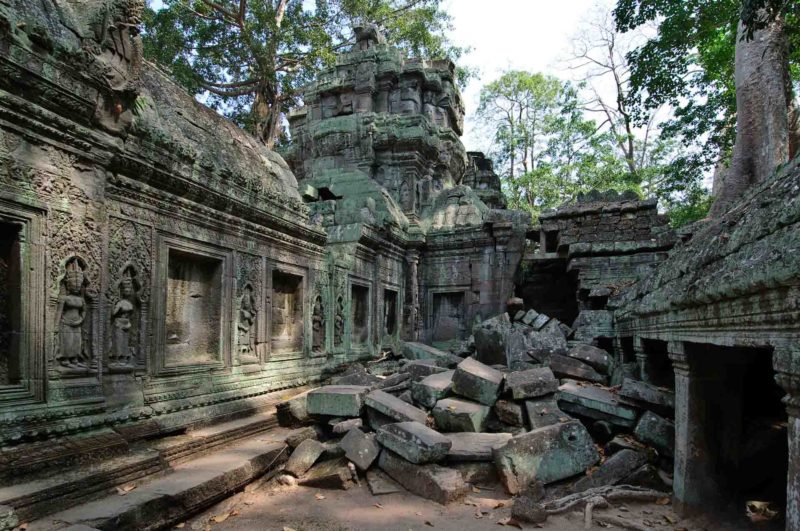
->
[178, 478, 757, 531]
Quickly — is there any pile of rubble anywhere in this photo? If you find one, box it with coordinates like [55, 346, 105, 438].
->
[275, 306, 675, 524]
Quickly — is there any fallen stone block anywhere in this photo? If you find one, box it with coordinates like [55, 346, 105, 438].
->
[473, 313, 513, 366]
[340, 427, 381, 471]
[306, 385, 369, 417]
[0, 505, 18, 531]
[549, 355, 607, 384]
[531, 313, 550, 330]
[378, 450, 467, 504]
[432, 398, 491, 432]
[366, 407, 395, 431]
[634, 411, 675, 457]
[494, 400, 525, 427]
[511, 495, 547, 524]
[571, 449, 648, 492]
[557, 380, 639, 428]
[402, 342, 460, 368]
[525, 396, 570, 430]
[567, 344, 611, 374]
[505, 367, 558, 399]
[445, 432, 512, 462]
[521, 309, 539, 326]
[298, 457, 355, 489]
[376, 421, 451, 464]
[403, 359, 448, 380]
[452, 357, 504, 406]
[366, 469, 404, 495]
[411, 370, 454, 408]
[376, 372, 411, 390]
[604, 435, 647, 455]
[285, 426, 320, 449]
[572, 310, 614, 342]
[619, 378, 675, 411]
[331, 364, 382, 387]
[398, 390, 414, 404]
[284, 438, 326, 477]
[452, 461, 499, 484]
[321, 441, 345, 459]
[621, 463, 672, 491]
[330, 417, 363, 435]
[276, 391, 311, 427]
[493, 420, 600, 493]
[365, 389, 429, 424]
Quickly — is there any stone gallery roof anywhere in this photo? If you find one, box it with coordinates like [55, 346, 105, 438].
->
[614, 157, 800, 318]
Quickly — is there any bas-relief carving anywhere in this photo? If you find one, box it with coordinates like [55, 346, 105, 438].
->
[237, 284, 257, 361]
[53, 256, 95, 376]
[312, 294, 324, 353]
[108, 265, 140, 372]
[235, 253, 262, 363]
[334, 295, 345, 347]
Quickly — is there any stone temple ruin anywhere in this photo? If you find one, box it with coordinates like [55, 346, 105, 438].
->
[0, 1, 797, 530]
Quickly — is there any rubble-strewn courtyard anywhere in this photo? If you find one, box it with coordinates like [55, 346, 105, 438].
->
[0, 0, 798, 529]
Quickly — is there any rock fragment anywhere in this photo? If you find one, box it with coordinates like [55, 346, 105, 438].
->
[566, 344, 611, 374]
[375, 421, 451, 464]
[339, 427, 381, 470]
[411, 370, 454, 408]
[306, 385, 369, 417]
[432, 398, 491, 432]
[298, 457, 355, 489]
[378, 450, 467, 504]
[571, 449, 648, 492]
[634, 411, 675, 457]
[451, 357, 504, 406]
[505, 367, 558, 399]
[284, 438, 326, 477]
[330, 417, 363, 434]
[366, 469, 404, 495]
[549, 354, 607, 384]
[365, 389, 429, 424]
[494, 400, 526, 427]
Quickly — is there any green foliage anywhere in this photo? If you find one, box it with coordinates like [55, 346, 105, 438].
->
[142, 0, 467, 145]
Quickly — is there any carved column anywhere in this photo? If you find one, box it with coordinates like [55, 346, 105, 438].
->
[403, 250, 420, 342]
[773, 345, 800, 531]
[634, 336, 653, 383]
[668, 340, 725, 515]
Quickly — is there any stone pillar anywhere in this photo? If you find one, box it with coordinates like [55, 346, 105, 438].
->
[773, 345, 800, 531]
[403, 250, 420, 342]
[634, 336, 654, 383]
[668, 340, 725, 515]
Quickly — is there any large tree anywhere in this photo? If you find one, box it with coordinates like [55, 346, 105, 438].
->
[614, 0, 800, 216]
[142, 0, 466, 148]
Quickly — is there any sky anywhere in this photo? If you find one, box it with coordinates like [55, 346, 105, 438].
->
[444, 0, 617, 152]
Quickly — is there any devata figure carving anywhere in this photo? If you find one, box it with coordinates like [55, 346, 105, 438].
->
[238, 284, 257, 359]
[312, 295, 324, 353]
[334, 295, 345, 347]
[109, 266, 140, 370]
[55, 257, 90, 373]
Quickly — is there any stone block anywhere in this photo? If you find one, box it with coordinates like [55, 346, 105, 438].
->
[549, 354, 607, 384]
[366, 407, 395, 431]
[306, 385, 369, 417]
[276, 391, 311, 427]
[634, 411, 675, 457]
[619, 378, 675, 411]
[298, 457, 355, 489]
[331, 364, 382, 387]
[365, 389, 429, 424]
[531, 313, 550, 330]
[492, 420, 600, 493]
[411, 370, 454, 408]
[284, 438, 326, 477]
[402, 342, 459, 368]
[339, 428, 381, 471]
[0, 506, 18, 531]
[525, 396, 570, 430]
[571, 449, 648, 492]
[445, 432, 512, 461]
[330, 417, 362, 435]
[621, 463, 672, 491]
[520, 309, 539, 326]
[378, 450, 467, 505]
[285, 426, 320, 449]
[511, 495, 547, 524]
[494, 400, 526, 427]
[473, 313, 513, 366]
[452, 461, 499, 484]
[505, 367, 558, 399]
[557, 380, 640, 428]
[366, 469, 404, 495]
[566, 344, 611, 374]
[432, 398, 491, 432]
[403, 359, 448, 380]
[451, 357, 504, 406]
[376, 421, 451, 464]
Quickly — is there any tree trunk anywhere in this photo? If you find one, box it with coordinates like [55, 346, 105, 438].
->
[709, 15, 791, 217]
[253, 85, 281, 150]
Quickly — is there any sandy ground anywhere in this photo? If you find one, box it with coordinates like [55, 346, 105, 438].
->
[177, 476, 779, 531]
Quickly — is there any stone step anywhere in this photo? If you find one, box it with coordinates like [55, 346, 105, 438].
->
[27, 432, 289, 531]
[0, 411, 284, 523]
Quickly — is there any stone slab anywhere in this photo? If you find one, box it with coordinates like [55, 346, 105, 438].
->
[402, 342, 459, 368]
[365, 389, 429, 425]
[276, 390, 312, 427]
[566, 344, 611, 374]
[339, 428, 381, 471]
[505, 367, 558, 399]
[376, 422, 451, 464]
[366, 469, 404, 495]
[411, 370, 454, 408]
[494, 400, 526, 427]
[549, 355, 607, 384]
[330, 418, 363, 435]
[619, 378, 675, 410]
[492, 420, 600, 493]
[445, 432, 512, 462]
[557, 380, 639, 428]
[432, 398, 491, 433]
[306, 385, 369, 417]
[571, 449, 648, 492]
[403, 359, 448, 380]
[525, 396, 571, 430]
[451, 357, 504, 406]
[451, 462, 499, 484]
[284, 439, 325, 477]
[285, 426, 320, 449]
[298, 457, 355, 489]
[378, 450, 467, 505]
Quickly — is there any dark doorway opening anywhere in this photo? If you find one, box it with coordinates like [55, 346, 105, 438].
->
[0, 222, 21, 385]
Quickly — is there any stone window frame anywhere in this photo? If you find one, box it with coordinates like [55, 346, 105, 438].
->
[381, 283, 402, 344]
[151, 235, 233, 376]
[265, 261, 308, 362]
[348, 277, 372, 351]
[425, 287, 469, 344]
[0, 196, 46, 404]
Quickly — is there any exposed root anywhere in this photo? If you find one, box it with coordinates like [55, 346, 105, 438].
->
[545, 485, 668, 515]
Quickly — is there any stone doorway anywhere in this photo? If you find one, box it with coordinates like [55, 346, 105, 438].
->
[351, 284, 370, 346]
[677, 343, 787, 526]
[431, 291, 465, 343]
[383, 289, 398, 337]
[271, 271, 304, 355]
[0, 222, 21, 385]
